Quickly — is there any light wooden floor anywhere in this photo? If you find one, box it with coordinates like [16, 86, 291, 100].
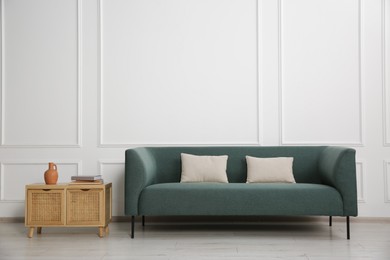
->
[0, 218, 389, 259]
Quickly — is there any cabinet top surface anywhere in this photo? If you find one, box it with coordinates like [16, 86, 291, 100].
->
[26, 183, 112, 189]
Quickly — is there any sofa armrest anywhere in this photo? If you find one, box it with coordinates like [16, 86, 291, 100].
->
[125, 148, 157, 216]
[318, 146, 358, 216]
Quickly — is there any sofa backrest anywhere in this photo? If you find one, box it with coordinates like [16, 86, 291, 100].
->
[142, 146, 327, 184]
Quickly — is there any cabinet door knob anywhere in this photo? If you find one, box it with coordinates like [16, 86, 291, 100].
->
[42, 189, 51, 191]
[81, 189, 90, 191]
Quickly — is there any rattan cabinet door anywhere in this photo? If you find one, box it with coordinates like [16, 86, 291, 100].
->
[66, 188, 104, 226]
[26, 189, 66, 226]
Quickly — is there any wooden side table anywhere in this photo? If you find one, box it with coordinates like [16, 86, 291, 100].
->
[25, 183, 112, 238]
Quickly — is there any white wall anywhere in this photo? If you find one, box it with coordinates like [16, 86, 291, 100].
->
[0, 0, 389, 217]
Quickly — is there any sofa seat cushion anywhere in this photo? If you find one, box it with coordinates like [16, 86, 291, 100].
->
[139, 183, 344, 216]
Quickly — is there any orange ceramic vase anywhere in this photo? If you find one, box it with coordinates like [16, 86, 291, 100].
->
[44, 162, 58, 185]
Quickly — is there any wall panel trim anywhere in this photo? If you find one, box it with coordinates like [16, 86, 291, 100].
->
[278, 0, 364, 146]
[385, 160, 390, 203]
[98, 160, 124, 178]
[0, 0, 82, 148]
[383, 0, 390, 146]
[0, 160, 82, 202]
[98, 160, 124, 172]
[256, 0, 262, 145]
[97, 0, 262, 147]
[356, 161, 366, 203]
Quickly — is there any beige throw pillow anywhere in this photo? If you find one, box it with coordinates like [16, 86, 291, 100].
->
[180, 153, 229, 183]
[246, 156, 295, 183]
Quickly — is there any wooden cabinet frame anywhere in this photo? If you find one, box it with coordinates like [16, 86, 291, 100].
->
[25, 183, 112, 238]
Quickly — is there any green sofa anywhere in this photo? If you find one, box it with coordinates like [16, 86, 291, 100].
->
[125, 146, 358, 239]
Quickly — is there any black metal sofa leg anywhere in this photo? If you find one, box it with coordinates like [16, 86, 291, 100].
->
[131, 216, 135, 239]
[329, 216, 332, 226]
[142, 215, 145, 227]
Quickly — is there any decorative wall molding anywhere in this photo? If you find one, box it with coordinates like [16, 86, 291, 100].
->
[383, 0, 390, 146]
[0, 0, 82, 148]
[256, 0, 263, 145]
[356, 161, 366, 203]
[278, 0, 364, 146]
[77, 0, 82, 148]
[385, 160, 390, 203]
[98, 160, 124, 172]
[97, 0, 262, 147]
[98, 160, 125, 182]
[98, 160, 125, 216]
[0, 160, 81, 202]
[0, 0, 5, 147]
[97, 0, 103, 147]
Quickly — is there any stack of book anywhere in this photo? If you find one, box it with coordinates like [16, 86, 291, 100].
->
[70, 175, 104, 184]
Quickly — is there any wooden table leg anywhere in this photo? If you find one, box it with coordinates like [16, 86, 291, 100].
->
[28, 227, 34, 238]
[98, 227, 104, 238]
[105, 225, 109, 235]
[37, 227, 42, 234]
